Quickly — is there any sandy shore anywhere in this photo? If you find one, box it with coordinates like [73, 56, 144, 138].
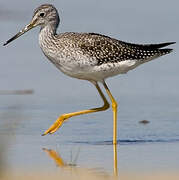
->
[1, 170, 179, 180]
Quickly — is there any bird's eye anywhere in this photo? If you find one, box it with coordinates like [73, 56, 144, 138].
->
[40, 12, 45, 17]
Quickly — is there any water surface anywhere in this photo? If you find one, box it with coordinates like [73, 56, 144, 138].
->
[0, 0, 179, 176]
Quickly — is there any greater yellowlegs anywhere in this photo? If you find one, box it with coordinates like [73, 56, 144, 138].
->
[3, 4, 175, 145]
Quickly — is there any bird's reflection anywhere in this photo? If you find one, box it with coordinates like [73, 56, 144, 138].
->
[43, 144, 118, 177]
[43, 148, 78, 170]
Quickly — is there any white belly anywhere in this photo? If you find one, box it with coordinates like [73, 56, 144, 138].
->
[72, 60, 141, 82]
[57, 60, 143, 82]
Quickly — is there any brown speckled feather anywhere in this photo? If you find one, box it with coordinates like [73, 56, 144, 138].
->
[56, 32, 174, 66]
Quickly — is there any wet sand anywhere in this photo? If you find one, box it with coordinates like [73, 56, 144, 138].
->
[2, 170, 179, 180]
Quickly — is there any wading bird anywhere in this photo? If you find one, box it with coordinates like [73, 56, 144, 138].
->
[3, 4, 175, 144]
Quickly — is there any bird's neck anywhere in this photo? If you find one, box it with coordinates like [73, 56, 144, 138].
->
[39, 24, 57, 51]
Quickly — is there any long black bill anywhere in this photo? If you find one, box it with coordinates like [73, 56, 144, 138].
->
[3, 23, 34, 46]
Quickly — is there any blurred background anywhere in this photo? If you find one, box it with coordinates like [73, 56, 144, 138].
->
[0, 0, 179, 178]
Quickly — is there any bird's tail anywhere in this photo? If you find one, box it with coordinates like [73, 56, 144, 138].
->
[142, 42, 175, 49]
[158, 48, 173, 56]
[129, 41, 175, 59]
[144, 42, 175, 56]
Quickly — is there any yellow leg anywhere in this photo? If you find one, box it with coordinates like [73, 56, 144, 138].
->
[42, 82, 110, 136]
[113, 144, 118, 177]
[103, 81, 118, 145]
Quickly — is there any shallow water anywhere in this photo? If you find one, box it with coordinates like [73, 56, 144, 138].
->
[0, 0, 179, 176]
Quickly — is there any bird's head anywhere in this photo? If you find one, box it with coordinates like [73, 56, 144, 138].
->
[3, 4, 59, 46]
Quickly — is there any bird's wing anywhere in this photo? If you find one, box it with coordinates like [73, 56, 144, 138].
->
[77, 33, 174, 65]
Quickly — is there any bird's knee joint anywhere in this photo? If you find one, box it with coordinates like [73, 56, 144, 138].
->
[105, 102, 110, 109]
[101, 103, 110, 111]
[112, 101, 118, 109]
[61, 114, 68, 120]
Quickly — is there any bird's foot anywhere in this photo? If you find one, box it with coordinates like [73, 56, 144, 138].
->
[42, 115, 68, 136]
